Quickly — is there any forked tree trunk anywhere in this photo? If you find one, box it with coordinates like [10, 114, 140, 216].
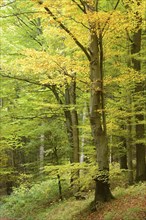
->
[41, 0, 112, 203]
[89, 29, 112, 203]
[87, 0, 113, 204]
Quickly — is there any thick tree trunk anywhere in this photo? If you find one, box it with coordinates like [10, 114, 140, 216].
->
[119, 139, 128, 169]
[89, 30, 112, 203]
[131, 27, 146, 181]
[120, 155, 128, 170]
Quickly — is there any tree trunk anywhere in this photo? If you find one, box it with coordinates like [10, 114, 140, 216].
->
[68, 75, 80, 188]
[126, 35, 134, 185]
[120, 155, 128, 170]
[51, 84, 80, 187]
[54, 146, 63, 201]
[39, 133, 45, 174]
[126, 102, 134, 184]
[131, 24, 146, 181]
[89, 27, 112, 203]
[119, 139, 128, 169]
[69, 74, 80, 164]
[80, 103, 87, 163]
[127, 122, 134, 185]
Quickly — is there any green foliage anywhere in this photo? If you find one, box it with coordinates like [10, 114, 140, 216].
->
[1, 182, 145, 220]
[0, 0, 146, 213]
[0, 179, 69, 219]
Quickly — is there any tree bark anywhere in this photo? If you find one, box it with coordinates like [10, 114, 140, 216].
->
[69, 73, 80, 164]
[68, 74, 80, 187]
[39, 133, 45, 174]
[119, 139, 128, 170]
[120, 155, 128, 170]
[126, 102, 134, 185]
[42, 0, 112, 203]
[131, 23, 146, 181]
[89, 19, 112, 202]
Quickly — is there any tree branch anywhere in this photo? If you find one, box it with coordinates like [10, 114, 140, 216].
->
[71, 0, 86, 13]
[38, 3, 90, 61]
[0, 11, 40, 18]
[102, 0, 121, 37]
[0, 1, 16, 7]
[10, 114, 61, 120]
[0, 71, 46, 87]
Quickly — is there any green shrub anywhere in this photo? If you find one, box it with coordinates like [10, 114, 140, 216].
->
[0, 179, 69, 219]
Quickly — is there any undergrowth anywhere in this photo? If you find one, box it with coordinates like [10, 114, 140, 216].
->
[0, 179, 69, 219]
[0, 172, 145, 220]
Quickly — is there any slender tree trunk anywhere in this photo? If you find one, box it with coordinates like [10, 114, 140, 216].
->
[51, 86, 74, 164]
[68, 75, 80, 188]
[127, 121, 134, 185]
[80, 103, 86, 163]
[54, 146, 63, 201]
[126, 36, 134, 185]
[69, 74, 80, 164]
[64, 87, 74, 163]
[51, 84, 80, 187]
[39, 133, 45, 174]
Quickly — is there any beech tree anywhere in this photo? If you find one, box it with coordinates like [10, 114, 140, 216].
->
[0, 0, 145, 205]
[33, 0, 123, 203]
[129, 0, 146, 181]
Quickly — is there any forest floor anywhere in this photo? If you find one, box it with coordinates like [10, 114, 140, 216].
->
[79, 187, 146, 220]
[39, 183, 146, 220]
[0, 183, 146, 220]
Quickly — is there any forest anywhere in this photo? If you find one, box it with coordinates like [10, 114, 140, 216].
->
[0, 0, 146, 220]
